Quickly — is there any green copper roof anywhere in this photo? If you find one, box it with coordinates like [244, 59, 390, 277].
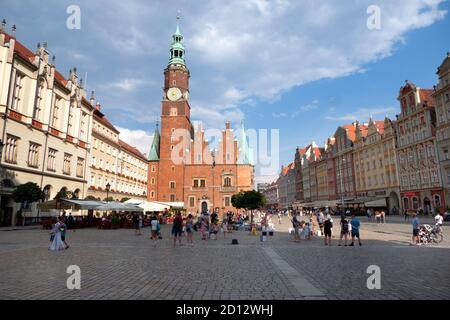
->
[168, 20, 186, 66]
[148, 126, 160, 161]
[237, 121, 253, 165]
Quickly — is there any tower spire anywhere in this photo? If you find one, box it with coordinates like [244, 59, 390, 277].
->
[168, 12, 186, 66]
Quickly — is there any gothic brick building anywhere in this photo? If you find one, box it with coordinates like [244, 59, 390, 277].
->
[147, 21, 254, 215]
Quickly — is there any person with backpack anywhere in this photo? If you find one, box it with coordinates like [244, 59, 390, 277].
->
[338, 216, 349, 246]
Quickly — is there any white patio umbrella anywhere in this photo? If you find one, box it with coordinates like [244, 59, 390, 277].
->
[95, 201, 143, 212]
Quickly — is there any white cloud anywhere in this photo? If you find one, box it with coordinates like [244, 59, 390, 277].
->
[325, 107, 397, 121]
[103, 78, 147, 92]
[292, 100, 320, 117]
[116, 126, 154, 155]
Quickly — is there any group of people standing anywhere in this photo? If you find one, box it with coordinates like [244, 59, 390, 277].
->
[290, 209, 362, 247]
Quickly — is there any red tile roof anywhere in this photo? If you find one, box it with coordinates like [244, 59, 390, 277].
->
[374, 121, 385, 134]
[119, 139, 146, 161]
[54, 70, 68, 86]
[5, 33, 34, 63]
[4, 33, 70, 87]
[343, 124, 357, 142]
[419, 89, 434, 106]
[93, 109, 120, 134]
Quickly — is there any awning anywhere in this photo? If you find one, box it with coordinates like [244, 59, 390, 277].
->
[154, 201, 185, 208]
[124, 199, 169, 212]
[94, 201, 143, 212]
[63, 199, 103, 209]
[364, 198, 387, 207]
[37, 199, 72, 210]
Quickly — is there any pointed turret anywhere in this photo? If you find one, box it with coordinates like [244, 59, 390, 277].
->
[237, 121, 253, 165]
[168, 16, 186, 66]
[148, 125, 160, 161]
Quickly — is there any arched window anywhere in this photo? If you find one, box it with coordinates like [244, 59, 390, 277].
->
[434, 195, 441, 207]
[223, 177, 232, 187]
[412, 197, 419, 210]
[403, 197, 409, 210]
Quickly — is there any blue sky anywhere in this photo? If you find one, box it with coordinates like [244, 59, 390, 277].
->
[2, 0, 449, 183]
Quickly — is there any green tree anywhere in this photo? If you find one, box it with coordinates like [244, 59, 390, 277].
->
[84, 195, 100, 201]
[231, 190, 266, 224]
[12, 182, 43, 226]
[12, 182, 43, 207]
[104, 196, 114, 202]
[54, 189, 70, 200]
[120, 197, 131, 203]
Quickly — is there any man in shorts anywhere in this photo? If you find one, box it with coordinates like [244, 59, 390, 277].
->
[172, 212, 184, 247]
[411, 213, 420, 245]
[349, 214, 361, 246]
[150, 213, 160, 245]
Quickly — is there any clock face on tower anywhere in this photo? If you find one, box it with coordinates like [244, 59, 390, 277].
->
[167, 87, 182, 101]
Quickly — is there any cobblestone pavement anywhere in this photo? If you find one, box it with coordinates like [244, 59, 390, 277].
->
[0, 216, 449, 300]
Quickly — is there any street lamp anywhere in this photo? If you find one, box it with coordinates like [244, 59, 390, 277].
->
[105, 182, 111, 201]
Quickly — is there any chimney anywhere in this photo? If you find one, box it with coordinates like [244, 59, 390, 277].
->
[0, 19, 6, 33]
[11, 24, 16, 37]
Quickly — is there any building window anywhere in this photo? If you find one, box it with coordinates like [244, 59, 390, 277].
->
[52, 97, 61, 128]
[47, 148, 57, 171]
[193, 179, 199, 188]
[412, 197, 419, 210]
[80, 112, 87, 140]
[170, 181, 176, 189]
[403, 197, 409, 210]
[223, 176, 232, 187]
[200, 179, 206, 188]
[151, 178, 155, 185]
[170, 194, 175, 202]
[76, 157, 84, 178]
[63, 153, 72, 175]
[34, 83, 44, 121]
[434, 195, 441, 207]
[151, 165, 156, 172]
[27, 143, 40, 168]
[4, 135, 19, 164]
[189, 196, 195, 207]
[11, 73, 24, 111]
[150, 191, 155, 198]
[224, 196, 231, 207]
[68, 102, 75, 134]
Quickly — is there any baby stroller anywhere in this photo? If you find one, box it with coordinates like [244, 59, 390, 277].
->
[419, 224, 443, 244]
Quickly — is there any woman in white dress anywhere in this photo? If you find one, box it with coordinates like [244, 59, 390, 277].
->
[49, 217, 67, 251]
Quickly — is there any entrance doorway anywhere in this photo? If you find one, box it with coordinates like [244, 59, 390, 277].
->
[0, 196, 13, 227]
[423, 197, 431, 215]
[388, 192, 400, 215]
[201, 201, 208, 213]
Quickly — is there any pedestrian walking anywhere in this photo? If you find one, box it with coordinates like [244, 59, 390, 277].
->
[292, 214, 300, 242]
[49, 217, 67, 251]
[132, 213, 141, 236]
[150, 213, 160, 245]
[349, 215, 362, 246]
[338, 216, 349, 246]
[324, 215, 333, 246]
[172, 212, 184, 247]
[317, 211, 324, 236]
[410, 213, 420, 245]
[375, 211, 381, 224]
[186, 214, 194, 245]
[59, 217, 69, 249]
[278, 211, 282, 224]
[67, 212, 75, 232]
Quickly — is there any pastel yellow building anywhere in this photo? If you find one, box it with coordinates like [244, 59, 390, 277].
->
[353, 118, 400, 213]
